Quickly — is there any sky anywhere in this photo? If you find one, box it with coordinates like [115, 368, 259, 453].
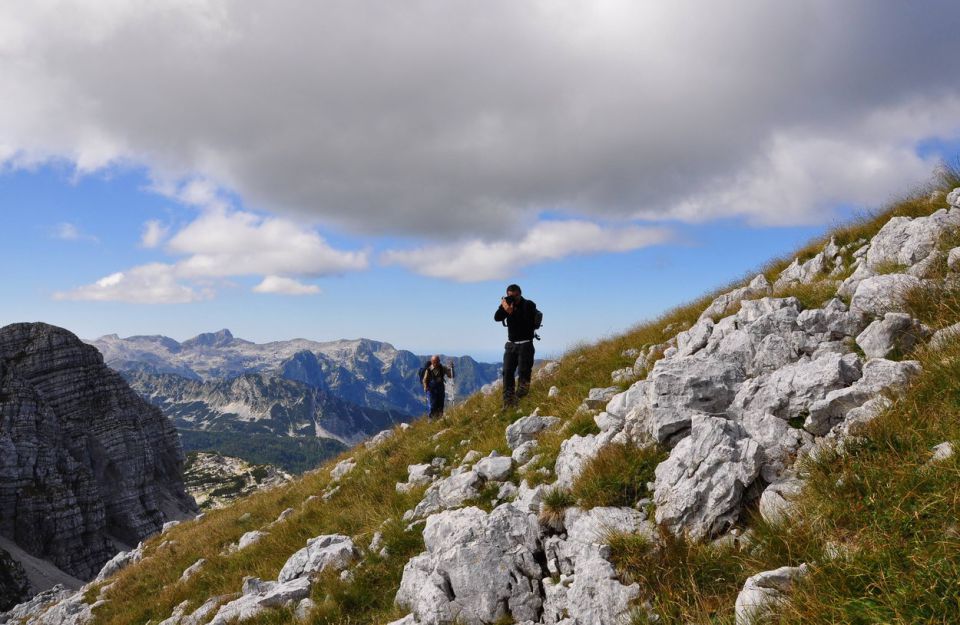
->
[2, 1, 960, 361]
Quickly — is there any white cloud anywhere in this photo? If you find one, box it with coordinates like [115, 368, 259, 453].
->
[53, 263, 208, 304]
[140, 219, 169, 248]
[2, 1, 960, 238]
[168, 208, 368, 278]
[252, 276, 321, 295]
[52, 222, 98, 243]
[59, 205, 367, 303]
[382, 220, 672, 282]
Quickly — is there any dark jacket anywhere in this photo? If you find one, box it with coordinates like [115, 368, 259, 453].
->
[494, 297, 538, 342]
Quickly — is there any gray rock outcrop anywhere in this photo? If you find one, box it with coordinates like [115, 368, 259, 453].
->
[654, 415, 762, 540]
[0, 323, 196, 584]
[396, 505, 544, 625]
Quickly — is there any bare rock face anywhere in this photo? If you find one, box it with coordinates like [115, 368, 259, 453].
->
[0, 323, 196, 582]
[0, 547, 29, 611]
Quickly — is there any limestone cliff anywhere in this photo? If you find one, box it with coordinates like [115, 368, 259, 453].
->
[0, 323, 196, 583]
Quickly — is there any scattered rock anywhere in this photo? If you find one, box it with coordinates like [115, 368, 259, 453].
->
[511, 440, 539, 464]
[758, 477, 804, 525]
[734, 564, 809, 625]
[855, 313, 928, 359]
[505, 415, 561, 449]
[849, 274, 923, 316]
[237, 530, 269, 551]
[930, 441, 955, 464]
[474, 455, 513, 482]
[179, 558, 207, 583]
[277, 535, 357, 582]
[330, 458, 357, 481]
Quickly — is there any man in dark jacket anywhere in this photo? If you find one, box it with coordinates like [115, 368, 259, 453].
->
[494, 284, 537, 409]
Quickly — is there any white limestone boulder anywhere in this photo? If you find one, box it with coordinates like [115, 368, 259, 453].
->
[395, 505, 544, 625]
[676, 319, 714, 357]
[698, 274, 771, 322]
[863, 209, 960, 271]
[277, 534, 357, 583]
[554, 430, 617, 489]
[805, 359, 921, 435]
[758, 477, 805, 525]
[410, 470, 484, 519]
[856, 312, 928, 359]
[654, 415, 762, 540]
[474, 455, 513, 482]
[505, 415, 561, 450]
[849, 274, 923, 317]
[209, 577, 311, 625]
[330, 458, 356, 481]
[94, 545, 144, 582]
[734, 564, 809, 625]
[729, 352, 862, 422]
[582, 386, 620, 410]
[541, 507, 652, 625]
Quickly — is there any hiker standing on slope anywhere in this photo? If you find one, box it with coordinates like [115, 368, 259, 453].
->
[494, 284, 539, 409]
[423, 355, 454, 419]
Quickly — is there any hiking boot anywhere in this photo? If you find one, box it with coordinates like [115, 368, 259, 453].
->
[517, 380, 530, 398]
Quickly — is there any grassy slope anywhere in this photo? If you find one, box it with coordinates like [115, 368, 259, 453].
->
[86, 171, 960, 625]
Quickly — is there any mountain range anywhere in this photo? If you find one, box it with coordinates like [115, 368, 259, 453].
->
[87, 330, 500, 471]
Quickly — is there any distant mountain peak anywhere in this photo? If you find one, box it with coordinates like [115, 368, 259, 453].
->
[183, 329, 235, 348]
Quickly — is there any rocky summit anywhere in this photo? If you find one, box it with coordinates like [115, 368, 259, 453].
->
[0, 323, 196, 594]
[5, 187, 960, 625]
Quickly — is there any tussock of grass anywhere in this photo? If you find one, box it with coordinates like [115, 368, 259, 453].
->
[902, 279, 960, 329]
[539, 488, 575, 531]
[570, 443, 666, 509]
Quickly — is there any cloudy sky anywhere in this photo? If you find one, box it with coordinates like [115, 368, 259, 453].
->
[2, 1, 960, 359]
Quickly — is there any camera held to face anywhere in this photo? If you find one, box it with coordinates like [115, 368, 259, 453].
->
[504, 295, 518, 305]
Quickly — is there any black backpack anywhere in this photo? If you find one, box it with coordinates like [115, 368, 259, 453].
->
[417, 362, 429, 385]
[502, 300, 543, 339]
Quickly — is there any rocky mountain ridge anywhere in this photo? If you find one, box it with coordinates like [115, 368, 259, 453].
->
[125, 371, 406, 446]
[89, 332, 499, 416]
[0, 323, 196, 608]
[8, 186, 960, 625]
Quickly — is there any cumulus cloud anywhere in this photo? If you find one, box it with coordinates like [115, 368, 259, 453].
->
[252, 276, 321, 295]
[382, 220, 671, 282]
[61, 206, 367, 303]
[52, 222, 98, 243]
[54, 263, 208, 304]
[140, 219, 169, 248]
[2, 1, 960, 239]
[168, 208, 368, 278]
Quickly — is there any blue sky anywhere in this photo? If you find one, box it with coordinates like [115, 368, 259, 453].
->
[0, 164, 845, 361]
[2, 2, 960, 362]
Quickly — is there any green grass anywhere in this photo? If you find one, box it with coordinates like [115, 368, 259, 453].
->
[570, 443, 666, 508]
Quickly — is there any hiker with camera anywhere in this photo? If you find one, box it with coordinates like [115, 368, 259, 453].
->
[422, 355, 454, 419]
[494, 284, 541, 409]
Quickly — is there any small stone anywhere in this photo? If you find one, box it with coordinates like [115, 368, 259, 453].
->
[295, 598, 316, 622]
[930, 441, 955, 463]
